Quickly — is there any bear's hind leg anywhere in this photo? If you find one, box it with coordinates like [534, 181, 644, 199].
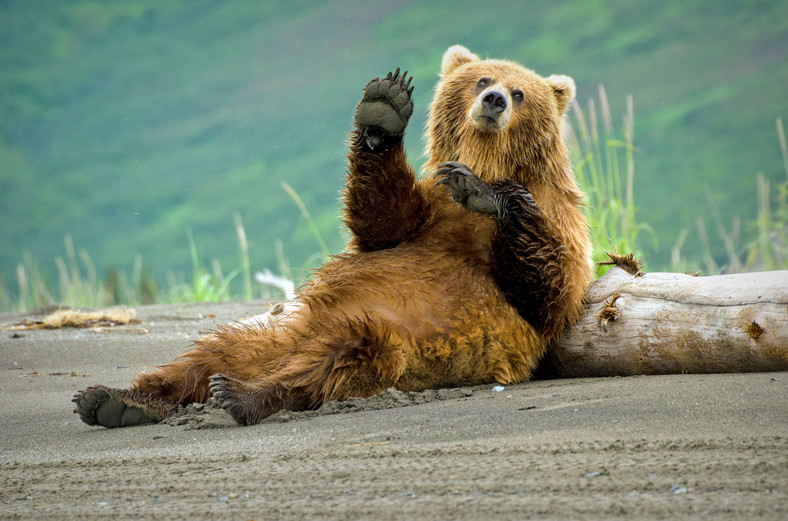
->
[72, 385, 180, 428]
[73, 324, 268, 428]
[209, 329, 408, 425]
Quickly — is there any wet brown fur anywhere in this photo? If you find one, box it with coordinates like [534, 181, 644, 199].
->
[81, 46, 592, 426]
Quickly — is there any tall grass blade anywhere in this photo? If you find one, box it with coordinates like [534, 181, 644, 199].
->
[569, 88, 650, 276]
[234, 212, 253, 300]
[281, 181, 331, 256]
[16, 263, 27, 311]
[777, 117, 788, 181]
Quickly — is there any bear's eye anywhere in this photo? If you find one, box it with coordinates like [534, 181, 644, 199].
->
[477, 77, 490, 89]
[512, 89, 524, 103]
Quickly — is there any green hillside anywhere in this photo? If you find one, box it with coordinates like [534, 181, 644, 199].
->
[2, 0, 787, 300]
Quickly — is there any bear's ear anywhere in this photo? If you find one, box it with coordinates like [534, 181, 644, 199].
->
[441, 45, 479, 77]
[547, 74, 576, 115]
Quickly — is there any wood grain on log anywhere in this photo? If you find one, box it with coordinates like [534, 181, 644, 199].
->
[546, 268, 788, 377]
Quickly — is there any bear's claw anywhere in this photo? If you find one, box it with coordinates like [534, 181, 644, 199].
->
[434, 162, 501, 216]
[208, 374, 234, 408]
[209, 374, 256, 426]
[210, 374, 291, 426]
[354, 68, 414, 150]
[73, 385, 155, 428]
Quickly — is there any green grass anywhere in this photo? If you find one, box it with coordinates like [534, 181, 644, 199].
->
[678, 117, 788, 274]
[1, 216, 282, 313]
[0, 228, 261, 313]
[567, 86, 655, 277]
[280, 181, 333, 259]
[570, 94, 788, 277]
[2, 1, 787, 288]
[0, 183, 325, 312]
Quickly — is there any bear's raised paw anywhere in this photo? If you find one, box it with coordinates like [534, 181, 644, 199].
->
[354, 68, 414, 150]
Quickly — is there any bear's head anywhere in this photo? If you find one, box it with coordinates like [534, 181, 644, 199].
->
[425, 45, 576, 185]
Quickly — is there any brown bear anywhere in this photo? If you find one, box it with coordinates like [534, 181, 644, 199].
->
[73, 45, 593, 427]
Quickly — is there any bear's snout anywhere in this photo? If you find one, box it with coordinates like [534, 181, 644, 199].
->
[482, 90, 508, 117]
[471, 88, 512, 131]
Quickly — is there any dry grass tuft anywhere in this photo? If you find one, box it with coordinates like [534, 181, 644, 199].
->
[1, 307, 140, 331]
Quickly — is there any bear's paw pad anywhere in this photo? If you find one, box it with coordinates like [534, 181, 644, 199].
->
[355, 68, 414, 136]
[72, 386, 154, 428]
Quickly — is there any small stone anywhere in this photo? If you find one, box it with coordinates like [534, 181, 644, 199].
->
[668, 485, 688, 494]
[491, 385, 505, 392]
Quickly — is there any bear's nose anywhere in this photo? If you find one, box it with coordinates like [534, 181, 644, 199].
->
[481, 90, 507, 116]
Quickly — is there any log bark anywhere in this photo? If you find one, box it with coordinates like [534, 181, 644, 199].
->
[543, 268, 788, 377]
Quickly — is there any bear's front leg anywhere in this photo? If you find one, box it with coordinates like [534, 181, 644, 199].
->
[435, 161, 574, 340]
[344, 69, 430, 252]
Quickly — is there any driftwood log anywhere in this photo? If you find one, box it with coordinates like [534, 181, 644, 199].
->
[542, 267, 788, 377]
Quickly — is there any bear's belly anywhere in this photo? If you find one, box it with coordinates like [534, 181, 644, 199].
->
[303, 244, 541, 387]
[308, 243, 498, 329]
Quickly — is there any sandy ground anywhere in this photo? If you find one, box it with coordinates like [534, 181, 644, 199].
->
[1, 301, 786, 520]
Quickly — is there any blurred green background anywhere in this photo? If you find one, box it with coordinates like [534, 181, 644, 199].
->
[1, 0, 786, 304]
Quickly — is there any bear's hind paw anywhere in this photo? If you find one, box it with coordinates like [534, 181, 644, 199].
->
[209, 374, 281, 426]
[208, 374, 236, 409]
[72, 385, 156, 428]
